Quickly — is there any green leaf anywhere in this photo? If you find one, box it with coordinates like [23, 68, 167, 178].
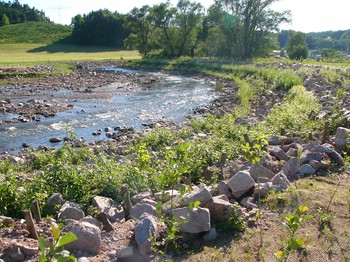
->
[56, 232, 78, 248]
[178, 142, 190, 152]
[38, 237, 47, 262]
[188, 200, 201, 211]
[51, 225, 61, 241]
[297, 205, 308, 216]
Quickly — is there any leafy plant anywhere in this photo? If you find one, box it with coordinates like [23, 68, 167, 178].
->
[275, 205, 313, 261]
[39, 225, 77, 262]
[242, 135, 268, 164]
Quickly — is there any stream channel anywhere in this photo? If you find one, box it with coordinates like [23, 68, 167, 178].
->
[0, 67, 218, 153]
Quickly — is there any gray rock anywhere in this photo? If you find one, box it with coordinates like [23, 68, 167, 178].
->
[257, 177, 270, 184]
[271, 172, 291, 189]
[335, 139, 348, 150]
[269, 146, 289, 161]
[300, 151, 323, 164]
[282, 158, 300, 179]
[316, 144, 345, 166]
[65, 221, 101, 255]
[300, 164, 316, 175]
[49, 137, 62, 143]
[268, 135, 282, 145]
[240, 197, 258, 209]
[173, 207, 210, 233]
[336, 127, 350, 140]
[309, 160, 322, 170]
[140, 198, 157, 206]
[227, 170, 255, 198]
[178, 186, 212, 208]
[47, 193, 64, 207]
[10, 247, 25, 261]
[130, 203, 157, 220]
[206, 196, 233, 221]
[9, 156, 25, 164]
[58, 202, 85, 221]
[250, 163, 275, 182]
[131, 192, 153, 204]
[286, 148, 298, 157]
[216, 180, 232, 198]
[0, 216, 14, 227]
[154, 190, 180, 202]
[79, 216, 101, 229]
[92, 196, 125, 222]
[253, 182, 273, 198]
[135, 215, 157, 255]
[118, 246, 135, 259]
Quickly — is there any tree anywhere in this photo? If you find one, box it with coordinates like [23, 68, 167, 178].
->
[1, 13, 10, 26]
[71, 9, 129, 47]
[208, 0, 291, 59]
[124, 0, 204, 58]
[124, 5, 154, 56]
[286, 31, 309, 60]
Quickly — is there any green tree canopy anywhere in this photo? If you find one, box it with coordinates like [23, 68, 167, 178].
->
[286, 31, 309, 60]
[71, 9, 130, 47]
[207, 0, 291, 59]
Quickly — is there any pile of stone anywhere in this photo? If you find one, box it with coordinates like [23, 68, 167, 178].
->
[0, 99, 73, 125]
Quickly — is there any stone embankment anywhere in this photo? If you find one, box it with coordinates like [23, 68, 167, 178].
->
[1, 126, 349, 261]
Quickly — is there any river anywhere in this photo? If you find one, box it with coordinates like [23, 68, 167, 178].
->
[0, 67, 218, 153]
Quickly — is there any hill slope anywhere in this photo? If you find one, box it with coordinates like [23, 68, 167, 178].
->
[0, 22, 72, 44]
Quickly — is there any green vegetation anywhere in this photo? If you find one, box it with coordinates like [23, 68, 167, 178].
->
[39, 225, 77, 262]
[0, 0, 50, 25]
[0, 22, 71, 44]
[275, 205, 313, 261]
[71, 10, 129, 47]
[286, 31, 309, 60]
[0, 44, 140, 65]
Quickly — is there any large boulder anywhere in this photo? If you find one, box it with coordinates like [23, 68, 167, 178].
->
[130, 203, 158, 220]
[135, 215, 158, 255]
[282, 158, 300, 179]
[206, 195, 234, 221]
[335, 127, 350, 149]
[92, 196, 125, 222]
[249, 163, 275, 182]
[58, 202, 85, 221]
[269, 146, 289, 161]
[227, 170, 255, 199]
[178, 186, 212, 208]
[64, 221, 101, 255]
[173, 207, 210, 233]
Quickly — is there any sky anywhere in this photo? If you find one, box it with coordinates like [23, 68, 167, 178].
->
[19, 0, 350, 33]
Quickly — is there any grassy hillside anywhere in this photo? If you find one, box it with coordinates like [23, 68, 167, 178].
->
[0, 22, 72, 44]
[0, 43, 140, 65]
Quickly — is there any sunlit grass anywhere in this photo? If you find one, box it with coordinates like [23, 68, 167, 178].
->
[0, 43, 141, 66]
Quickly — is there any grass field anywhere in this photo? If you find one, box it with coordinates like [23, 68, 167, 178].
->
[0, 43, 141, 66]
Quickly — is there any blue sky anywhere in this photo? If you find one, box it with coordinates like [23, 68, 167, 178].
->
[19, 0, 350, 33]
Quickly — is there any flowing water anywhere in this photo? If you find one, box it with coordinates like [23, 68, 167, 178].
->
[0, 68, 218, 153]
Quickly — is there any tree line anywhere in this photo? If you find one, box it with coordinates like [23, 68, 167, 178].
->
[2, 0, 349, 60]
[0, 0, 49, 25]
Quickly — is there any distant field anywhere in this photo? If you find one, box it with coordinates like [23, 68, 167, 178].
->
[0, 44, 141, 65]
